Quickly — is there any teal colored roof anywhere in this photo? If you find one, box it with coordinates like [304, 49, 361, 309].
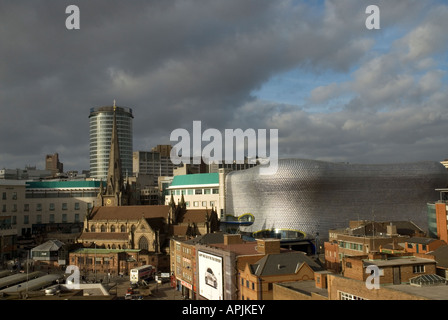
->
[169, 173, 219, 188]
[26, 180, 101, 189]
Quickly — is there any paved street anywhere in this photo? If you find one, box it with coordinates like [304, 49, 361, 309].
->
[106, 275, 183, 300]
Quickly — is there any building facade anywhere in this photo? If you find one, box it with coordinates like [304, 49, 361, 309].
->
[226, 159, 448, 241]
[89, 104, 133, 180]
[45, 153, 64, 177]
[165, 172, 223, 216]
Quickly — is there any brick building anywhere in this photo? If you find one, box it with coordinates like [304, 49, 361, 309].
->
[325, 220, 423, 272]
[342, 252, 437, 285]
[69, 247, 170, 279]
[238, 249, 323, 300]
[273, 251, 448, 300]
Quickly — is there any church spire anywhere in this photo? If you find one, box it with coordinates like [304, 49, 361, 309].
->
[105, 101, 123, 197]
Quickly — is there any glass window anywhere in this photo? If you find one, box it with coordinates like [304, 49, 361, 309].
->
[49, 203, 55, 211]
[212, 189, 219, 194]
[62, 203, 68, 210]
[193, 201, 199, 207]
[195, 189, 202, 195]
[204, 189, 211, 194]
[187, 189, 194, 195]
[24, 215, 29, 224]
[49, 214, 55, 223]
[62, 214, 67, 223]
[74, 202, 80, 210]
[37, 203, 42, 211]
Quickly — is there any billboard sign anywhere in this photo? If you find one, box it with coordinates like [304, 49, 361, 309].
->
[198, 251, 223, 300]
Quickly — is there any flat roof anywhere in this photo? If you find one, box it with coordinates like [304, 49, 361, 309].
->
[386, 283, 448, 300]
[26, 180, 101, 190]
[276, 280, 329, 298]
[363, 256, 435, 267]
[168, 173, 219, 188]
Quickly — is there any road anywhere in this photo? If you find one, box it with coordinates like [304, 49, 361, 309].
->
[108, 276, 183, 300]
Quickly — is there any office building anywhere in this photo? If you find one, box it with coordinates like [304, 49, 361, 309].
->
[165, 172, 225, 216]
[45, 153, 63, 177]
[89, 103, 133, 180]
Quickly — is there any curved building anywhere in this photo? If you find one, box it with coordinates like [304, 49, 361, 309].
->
[89, 105, 134, 180]
[225, 159, 448, 240]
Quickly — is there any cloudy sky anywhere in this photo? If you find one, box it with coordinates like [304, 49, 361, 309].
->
[1, 0, 447, 172]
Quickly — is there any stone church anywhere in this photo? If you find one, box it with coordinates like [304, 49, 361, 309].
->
[76, 105, 220, 254]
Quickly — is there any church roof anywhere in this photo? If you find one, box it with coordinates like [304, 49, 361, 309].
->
[180, 209, 212, 224]
[89, 205, 170, 221]
[77, 232, 129, 241]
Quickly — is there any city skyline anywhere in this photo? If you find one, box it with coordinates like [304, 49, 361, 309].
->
[1, 1, 447, 173]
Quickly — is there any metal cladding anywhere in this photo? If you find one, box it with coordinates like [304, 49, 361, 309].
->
[225, 159, 448, 239]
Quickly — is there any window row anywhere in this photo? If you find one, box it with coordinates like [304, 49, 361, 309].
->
[2, 192, 18, 200]
[11, 213, 80, 225]
[187, 201, 215, 208]
[171, 188, 219, 196]
[338, 241, 364, 251]
[2, 202, 86, 212]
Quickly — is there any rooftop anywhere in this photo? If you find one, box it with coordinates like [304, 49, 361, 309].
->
[250, 252, 323, 276]
[89, 205, 170, 220]
[275, 280, 329, 298]
[168, 173, 219, 188]
[26, 180, 101, 190]
[363, 256, 435, 267]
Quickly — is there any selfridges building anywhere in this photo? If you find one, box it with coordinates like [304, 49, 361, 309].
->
[225, 159, 448, 240]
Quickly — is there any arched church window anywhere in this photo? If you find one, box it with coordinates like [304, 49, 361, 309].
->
[138, 237, 149, 251]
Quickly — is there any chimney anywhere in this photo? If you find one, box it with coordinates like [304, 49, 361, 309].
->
[256, 239, 281, 254]
[387, 223, 397, 236]
[223, 234, 243, 245]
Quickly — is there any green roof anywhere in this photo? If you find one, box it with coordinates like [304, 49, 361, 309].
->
[170, 173, 219, 187]
[27, 180, 101, 189]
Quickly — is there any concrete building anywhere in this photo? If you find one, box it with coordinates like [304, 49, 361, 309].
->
[45, 153, 63, 177]
[0, 216, 17, 262]
[89, 104, 133, 180]
[165, 172, 224, 217]
[23, 180, 100, 241]
[133, 150, 176, 185]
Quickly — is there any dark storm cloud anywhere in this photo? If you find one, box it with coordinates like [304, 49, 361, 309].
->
[0, 0, 446, 171]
